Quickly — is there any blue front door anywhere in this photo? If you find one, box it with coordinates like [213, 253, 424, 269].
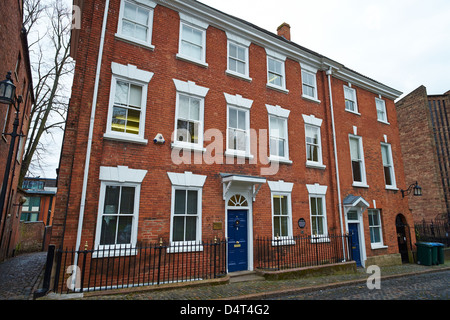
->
[227, 210, 248, 272]
[349, 223, 362, 267]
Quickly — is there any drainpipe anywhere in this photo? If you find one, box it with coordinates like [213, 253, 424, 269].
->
[326, 67, 347, 261]
[73, 0, 110, 288]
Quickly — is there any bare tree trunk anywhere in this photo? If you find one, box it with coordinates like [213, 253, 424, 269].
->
[21, 0, 74, 183]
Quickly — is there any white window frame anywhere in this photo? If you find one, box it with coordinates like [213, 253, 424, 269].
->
[226, 32, 251, 81]
[172, 79, 209, 152]
[94, 166, 147, 257]
[268, 181, 294, 245]
[224, 93, 253, 159]
[349, 135, 368, 188]
[368, 209, 387, 249]
[168, 172, 207, 251]
[376, 97, 389, 124]
[303, 114, 325, 169]
[300, 63, 320, 103]
[306, 184, 328, 241]
[266, 104, 291, 164]
[265, 49, 288, 93]
[381, 142, 397, 189]
[115, 0, 156, 50]
[104, 62, 154, 145]
[176, 13, 209, 67]
[344, 85, 359, 114]
[171, 187, 202, 246]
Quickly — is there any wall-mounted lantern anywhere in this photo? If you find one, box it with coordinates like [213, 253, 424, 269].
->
[401, 181, 422, 198]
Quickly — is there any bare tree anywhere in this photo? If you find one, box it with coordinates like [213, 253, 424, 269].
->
[21, 0, 74, 181]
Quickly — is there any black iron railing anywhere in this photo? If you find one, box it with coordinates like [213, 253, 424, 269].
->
[415, 219, 450, 247]
[48, 234, 354, 294]
[53, 239, 227, 293]
[255, 233, 353, 271]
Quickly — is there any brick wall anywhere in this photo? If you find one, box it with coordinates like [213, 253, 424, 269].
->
[396, 86, 447, 222]
[52, 0, 415, 264]
[0, 0, 34, 261]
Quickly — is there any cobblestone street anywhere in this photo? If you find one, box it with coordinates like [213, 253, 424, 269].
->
[0, 252, 47, 300]
[1, 250, 449, 303]
[267, 270, 450, 300]
[79, 262, 450, 301]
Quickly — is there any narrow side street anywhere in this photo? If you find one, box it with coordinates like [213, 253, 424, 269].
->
[0, 252, 47, 300]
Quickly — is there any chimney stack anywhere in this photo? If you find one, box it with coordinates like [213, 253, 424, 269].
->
[277, 22, 291, 41]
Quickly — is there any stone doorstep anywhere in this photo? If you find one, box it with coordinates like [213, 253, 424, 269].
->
[229, 270, 265, 283]
[256, 261, 358, 281]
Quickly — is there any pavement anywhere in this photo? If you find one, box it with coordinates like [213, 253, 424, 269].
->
[79, 261, 450, 300]
[1, 250, 449, 301]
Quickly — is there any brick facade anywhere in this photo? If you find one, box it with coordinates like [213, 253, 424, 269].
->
[52, 0, 416, 272]
[396, 86, 450, 222]
[0, 0, 34, 261]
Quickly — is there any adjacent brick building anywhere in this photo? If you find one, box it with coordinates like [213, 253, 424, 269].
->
[396, 86, 450, 222]
[21, 177, 57, 225]
[52, 0, 416, 287]
[0, 0, 34, 261]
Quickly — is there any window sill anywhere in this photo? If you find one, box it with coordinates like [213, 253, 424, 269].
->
[311, 236, 330, 243]
[377, 119, 390, 125]
[371, 244, 388, 250]
[176, 53, 209, 68]
[171, 142, 206, 153]
[266, 83, 289, 94]
[268, 156, 293, 164]
[225, 150, 254, 159]
[114, 33, 155, 51]
[352, 182, 369, 188]
[93, 248, 138, 258]
[302, 94, 321, 104]
[103, 132, 148, 145]
[271, 238, 295, 246]
[225, 70, 252, 82]
[167, 244, 204, 253]
[345, 109, 361, 116]
[306, 161, 326, 170]
[385, 186, 399, 191]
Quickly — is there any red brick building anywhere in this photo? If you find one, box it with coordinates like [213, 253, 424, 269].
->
[0, 0, 34, 261]
[396, 86, 450, 222]
[52, 0, 416, 283]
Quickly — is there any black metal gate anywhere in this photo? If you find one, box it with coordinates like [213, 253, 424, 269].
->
[396, 214, 412, 263]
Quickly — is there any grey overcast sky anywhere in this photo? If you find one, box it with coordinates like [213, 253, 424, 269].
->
[199, 0, 450, 98]
[33, 0, 450, 178]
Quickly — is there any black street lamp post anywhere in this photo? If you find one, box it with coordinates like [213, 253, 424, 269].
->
[0, 72, 23, 248]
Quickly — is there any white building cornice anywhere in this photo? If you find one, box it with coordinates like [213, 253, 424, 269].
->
[155, 0, 402, 100]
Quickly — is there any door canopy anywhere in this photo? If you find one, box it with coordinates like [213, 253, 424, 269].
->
[343, 195, 369, 210]
[221, 173, 266, 202]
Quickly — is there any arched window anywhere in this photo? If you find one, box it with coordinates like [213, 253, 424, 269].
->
[228, 194, 248, 207]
